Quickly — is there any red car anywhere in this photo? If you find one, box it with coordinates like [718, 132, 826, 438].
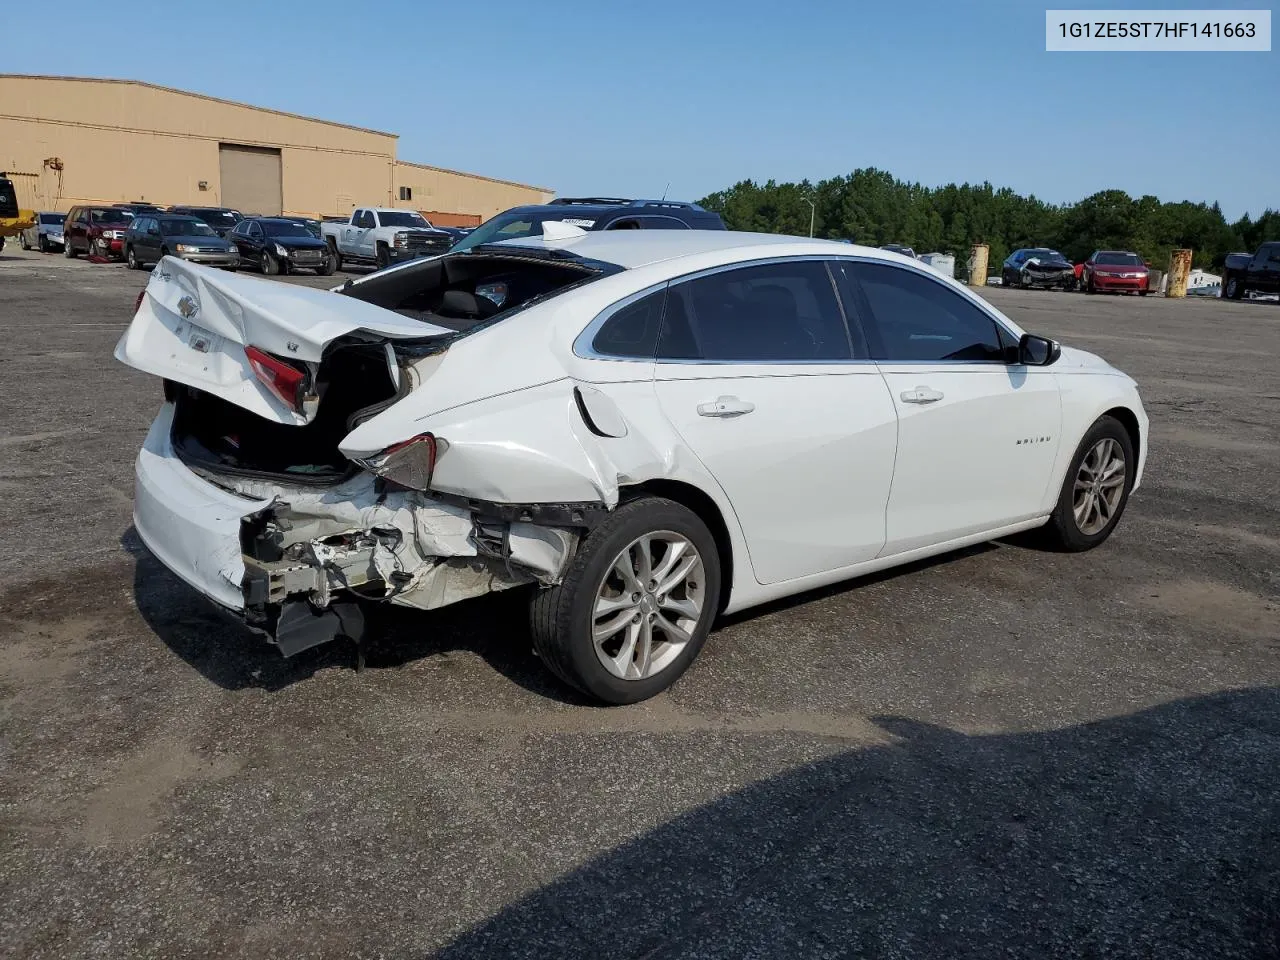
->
[1082, 250, 1150, 295]
[63, 205, 136, 261]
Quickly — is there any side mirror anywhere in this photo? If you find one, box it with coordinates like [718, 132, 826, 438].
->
[1018, 333, 1060, 366]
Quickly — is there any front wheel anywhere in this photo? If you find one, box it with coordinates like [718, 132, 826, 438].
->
[319, 253, 337, 276]
[262, 251, 279, 275]
[126, 246, 139, 270]
[1224, 276, 1245, 300]
[376, 243, 389, 269]
[64, 239, 77, 258]
[19, 232, 30, 250]
[1040, 416, 1135, 552]
[529, 497, 721, 704]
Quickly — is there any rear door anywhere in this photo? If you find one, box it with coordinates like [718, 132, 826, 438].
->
[652, 258, 898, 585]
[840, 260, 1061, 555]
[1256, 243, 1280, 293]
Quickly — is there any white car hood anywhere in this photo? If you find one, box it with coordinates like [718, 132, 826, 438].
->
[114, 257, 450, 424]
[1056, 344, 1123, 375]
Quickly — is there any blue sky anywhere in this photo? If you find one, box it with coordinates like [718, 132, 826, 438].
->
[7, 0, 1275, 219]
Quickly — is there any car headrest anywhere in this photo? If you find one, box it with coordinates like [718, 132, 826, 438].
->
[439, 289, 499, 319]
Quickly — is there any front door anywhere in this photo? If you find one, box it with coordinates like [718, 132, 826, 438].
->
[841, 260, 1062, 555]
[651, 259, 898, 585]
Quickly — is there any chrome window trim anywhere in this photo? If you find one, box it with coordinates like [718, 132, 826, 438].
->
[574, 254, 1022, 366]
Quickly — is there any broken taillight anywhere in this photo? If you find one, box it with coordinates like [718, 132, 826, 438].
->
[358, 434, 439, 490]
[245, 345, 307, 412]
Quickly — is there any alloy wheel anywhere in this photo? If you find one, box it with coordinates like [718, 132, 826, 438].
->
[1073, 437, 1126, 535]
[591, 531, 705, 681]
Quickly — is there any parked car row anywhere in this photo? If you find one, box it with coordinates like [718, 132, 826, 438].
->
[999, 248, 1152, 296]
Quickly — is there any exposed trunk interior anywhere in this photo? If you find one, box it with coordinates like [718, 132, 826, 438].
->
[338, 251, 613, 334]
[170, 251, 614, 485]
[171, 342, 398, 484]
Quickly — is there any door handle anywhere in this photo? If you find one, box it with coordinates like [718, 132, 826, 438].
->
[900, 386, 944, 404]
[697, 396, 755, 418]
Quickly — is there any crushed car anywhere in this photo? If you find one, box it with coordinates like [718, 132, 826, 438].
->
[118, 229, 1148, 703]
[1001, 248, 1078, 290]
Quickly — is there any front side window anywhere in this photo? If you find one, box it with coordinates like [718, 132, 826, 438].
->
[660, 260, 852, 362]
[849, 261, 1008, 363]
[591, 289, 665, 359]
[356, 210, 375, 228]
[249, 222, 263, 238]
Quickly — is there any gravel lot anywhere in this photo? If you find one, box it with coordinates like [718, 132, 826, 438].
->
[1, 246, 1277, 959]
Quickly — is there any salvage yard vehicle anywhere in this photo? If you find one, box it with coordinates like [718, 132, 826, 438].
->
[227, 217, 335, 275]
[1082, 250, 1149, 295]
[450, 198, 727, 253]
[321, 208, 455, 270]
[116, 230, 1148, 704]
[1001, 248, 1077, 290]
[0, 173, 35, 252]
[19, 211, 66, 252]
[126, 215, 239, 271]
[1221, 242, 1280, 300]
[113, 201, 165, 218]
[63, 205, 135, 260]
[167, 205, 244, 238]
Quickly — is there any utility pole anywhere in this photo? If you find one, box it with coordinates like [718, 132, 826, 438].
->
[803, 196, 816, 238]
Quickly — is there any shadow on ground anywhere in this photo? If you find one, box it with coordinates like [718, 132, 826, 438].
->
[123, 526, 584, 701]
[438, 688, 1280, 959]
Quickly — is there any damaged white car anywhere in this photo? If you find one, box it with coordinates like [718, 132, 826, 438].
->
[117, 229, 1148, 703]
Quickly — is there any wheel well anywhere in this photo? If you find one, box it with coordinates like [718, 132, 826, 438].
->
[626, 479, 734, 613]
[1103, 406, 1141, 463]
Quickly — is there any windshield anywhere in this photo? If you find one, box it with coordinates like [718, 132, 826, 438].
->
[378, 211, 430, 228]
[452, 212, 595, 252]
[1095, 252, 1144, 266]
[161, 219, 217, 237]
[40, 213, 66, 225]
[262, 221, 314, 238]
[91, 209, 132, 224]
[189, 209, 242, 228]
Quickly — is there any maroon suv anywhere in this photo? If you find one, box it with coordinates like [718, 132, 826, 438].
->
[63, 205, 137, 260]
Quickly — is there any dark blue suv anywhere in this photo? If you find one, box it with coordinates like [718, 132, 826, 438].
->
[451, 197, 726, 252]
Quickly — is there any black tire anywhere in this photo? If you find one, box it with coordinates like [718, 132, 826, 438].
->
[126, 246, 139, 270]
[38, 235, 49, 253]
[262, 251, 279, 275]
[1040, 415, 1135, 552]
[529, 497, 721, 705]
[1138, 290, 1147, 297]
[326, 239, 343, 272]
[376, 243, 389, 270]
[19, 232, 30, 251]
[320, 252, 337, 276]
[64, 238, 77, 258]
[1085, 276, 1096, 294]
[1224, 275, 1246, 300]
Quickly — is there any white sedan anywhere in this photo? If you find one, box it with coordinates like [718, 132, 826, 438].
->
[117, 229, 1148, 704]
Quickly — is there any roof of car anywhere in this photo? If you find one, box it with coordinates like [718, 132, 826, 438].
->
[499, 199, 713, 218]
[493, 230, 905, 272]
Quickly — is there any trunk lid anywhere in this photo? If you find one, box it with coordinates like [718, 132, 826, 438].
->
[114, 257, 450, 425]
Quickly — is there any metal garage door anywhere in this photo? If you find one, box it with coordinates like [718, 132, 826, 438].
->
[218, 144, 282, 215]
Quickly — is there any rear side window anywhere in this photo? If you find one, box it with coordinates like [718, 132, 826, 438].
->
[848, 261, 1008, 362]
[660, 260, 852, 362]
[591, 290, 665, 359]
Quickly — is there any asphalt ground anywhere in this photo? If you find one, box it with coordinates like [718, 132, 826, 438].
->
[1, 245, 1277, 959]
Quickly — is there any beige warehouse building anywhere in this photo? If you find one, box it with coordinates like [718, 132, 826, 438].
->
[0, 75, 552, 224]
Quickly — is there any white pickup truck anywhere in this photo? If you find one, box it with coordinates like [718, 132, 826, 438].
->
[321, 207, 456, 270]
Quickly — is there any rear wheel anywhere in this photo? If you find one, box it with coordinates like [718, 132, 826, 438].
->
[529, 497, 721, 704]
[1040, 416, 1135, 552]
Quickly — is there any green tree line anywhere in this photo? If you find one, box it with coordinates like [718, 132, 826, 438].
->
[698, 169, 1280, 277]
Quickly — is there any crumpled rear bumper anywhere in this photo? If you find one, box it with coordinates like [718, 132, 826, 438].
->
[132, 403, 579, 655]
[133, 404, 272, 612]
